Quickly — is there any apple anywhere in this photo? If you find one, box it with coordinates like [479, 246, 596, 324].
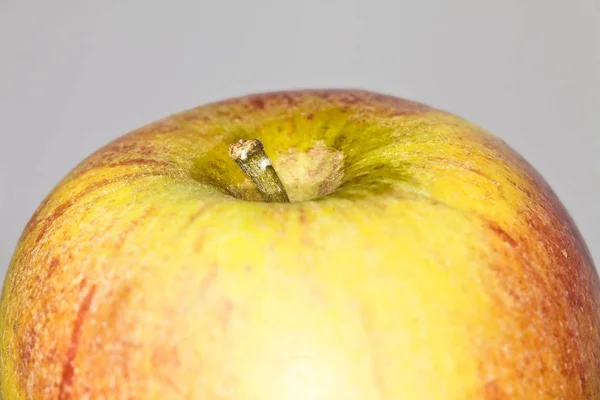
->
[1, 89, 598, 399]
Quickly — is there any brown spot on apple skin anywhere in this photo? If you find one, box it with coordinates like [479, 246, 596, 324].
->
[58, 283, 96, 400]
[249, 96, 265, 110]
[297, 207, 315, 247]
[484, 220, 517, 249]
[279, 92, 297, 107]
[47, 256, 61, 279]
[298, 207, 308, 226]
[463, 167, 500, 187]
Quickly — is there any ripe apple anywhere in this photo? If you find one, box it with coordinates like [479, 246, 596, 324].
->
[1, 90, 598, 399]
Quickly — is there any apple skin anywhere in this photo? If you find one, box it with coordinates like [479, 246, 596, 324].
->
[1, 89, 598, 399]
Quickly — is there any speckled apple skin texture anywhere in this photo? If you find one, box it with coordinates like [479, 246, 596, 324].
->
[1, 90, 598, 399]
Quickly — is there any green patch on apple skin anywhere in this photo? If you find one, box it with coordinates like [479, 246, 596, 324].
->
[190, 142, 347, 203]
[189, 107, 417, 203]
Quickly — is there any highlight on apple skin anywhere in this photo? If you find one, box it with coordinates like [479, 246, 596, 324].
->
[1, 89, 598, 399]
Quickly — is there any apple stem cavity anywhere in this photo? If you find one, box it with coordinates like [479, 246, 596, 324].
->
[228, 139, 290, 203]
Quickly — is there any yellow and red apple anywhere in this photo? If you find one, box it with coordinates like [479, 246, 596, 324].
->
[1, 90, 598, 399]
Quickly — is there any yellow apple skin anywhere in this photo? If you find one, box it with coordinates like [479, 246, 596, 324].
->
[1, 90, 598, 399]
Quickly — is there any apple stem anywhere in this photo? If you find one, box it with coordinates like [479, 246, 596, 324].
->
[228, 139, 290, 203]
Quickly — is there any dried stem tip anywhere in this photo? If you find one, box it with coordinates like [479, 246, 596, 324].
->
[228, 139, 290, 203]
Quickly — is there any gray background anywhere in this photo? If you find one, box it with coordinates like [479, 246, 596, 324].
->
[1, 0, 598, 277]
